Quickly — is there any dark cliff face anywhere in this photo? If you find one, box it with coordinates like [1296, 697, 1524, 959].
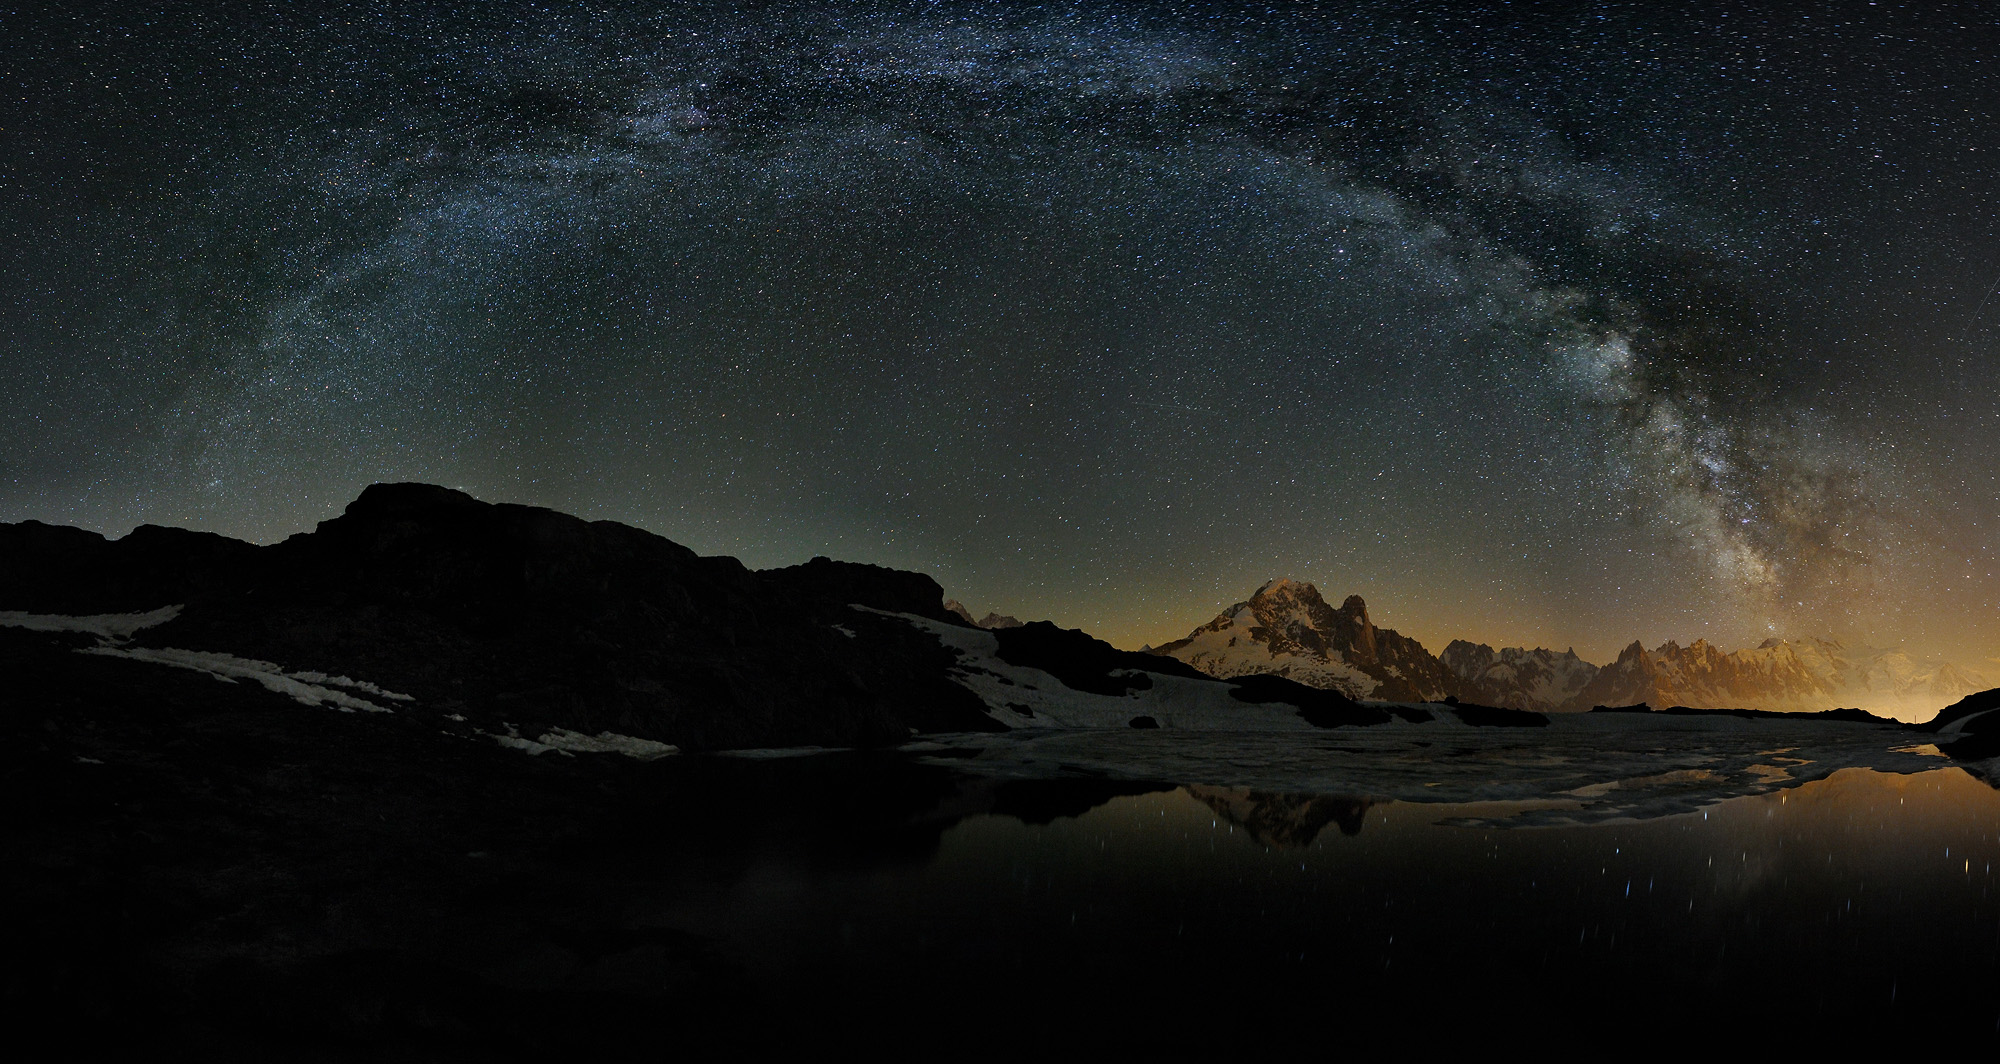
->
[1335, 594, 1379, 664]
[1325, 592, 1460, 703]
[0, 483, 995, 750]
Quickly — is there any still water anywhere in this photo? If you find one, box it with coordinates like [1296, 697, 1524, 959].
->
[651, 761, 2000, 1046]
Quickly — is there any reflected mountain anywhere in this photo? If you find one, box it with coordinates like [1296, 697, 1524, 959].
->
[1186, 786, 1375, 846]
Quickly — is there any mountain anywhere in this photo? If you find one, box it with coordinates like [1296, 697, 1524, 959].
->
[1152, 579, 1461, 702]
[1441, 642, 1601, 712]
[2, 483, 1005, 750]
[1564, 636, 1986, 722]
[0, 484, 1393, 751]
[944, 599, 1024, 629]
[1154, 580, 1982, 721]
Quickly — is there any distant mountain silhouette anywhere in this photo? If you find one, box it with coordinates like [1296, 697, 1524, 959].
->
[944, 599, 1024, 629]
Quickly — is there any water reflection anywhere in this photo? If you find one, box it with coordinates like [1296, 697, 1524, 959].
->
[99, 748, 1998, 1052]
[1186, 786, 1374, 846]
[907, 717, 1977, 825]
[643, 762, 2000, 1045]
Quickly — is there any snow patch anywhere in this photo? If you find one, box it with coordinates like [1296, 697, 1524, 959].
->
[80, 645, 404, 713]
[487, 724, 677, 760]
[6, 605, 414, 713]
[490, 727, 570, 757]
[0, 605, 182, 641]
[285, 670, 413, 702]
[536, 728, 678, 760]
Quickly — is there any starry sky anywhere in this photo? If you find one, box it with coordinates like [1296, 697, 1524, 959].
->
[6, 1, 1998, 667]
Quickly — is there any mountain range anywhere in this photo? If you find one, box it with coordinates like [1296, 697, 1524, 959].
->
[1, 486, 1986, 746]
[1553, 635, 1987, 720]
[1153, 578, 1984, 721]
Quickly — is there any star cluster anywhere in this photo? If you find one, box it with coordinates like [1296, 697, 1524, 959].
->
[5, 1, 1997, 666]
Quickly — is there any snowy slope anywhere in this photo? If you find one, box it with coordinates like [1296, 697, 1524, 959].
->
[879, 608, 1332, 730]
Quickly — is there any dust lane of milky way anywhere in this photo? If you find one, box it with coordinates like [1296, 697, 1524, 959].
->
[4, 1, 1997, 668]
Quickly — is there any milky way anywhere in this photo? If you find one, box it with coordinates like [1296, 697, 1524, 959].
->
[6, 1, 1997, 664]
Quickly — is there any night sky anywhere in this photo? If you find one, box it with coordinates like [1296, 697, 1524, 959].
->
[6, 1, 1998, 666]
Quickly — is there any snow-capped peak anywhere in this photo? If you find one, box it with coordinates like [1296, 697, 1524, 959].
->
[1154, 581, 1454, 702]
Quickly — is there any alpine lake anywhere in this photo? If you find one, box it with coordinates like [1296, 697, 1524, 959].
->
[18, 712, 2000, 1054]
